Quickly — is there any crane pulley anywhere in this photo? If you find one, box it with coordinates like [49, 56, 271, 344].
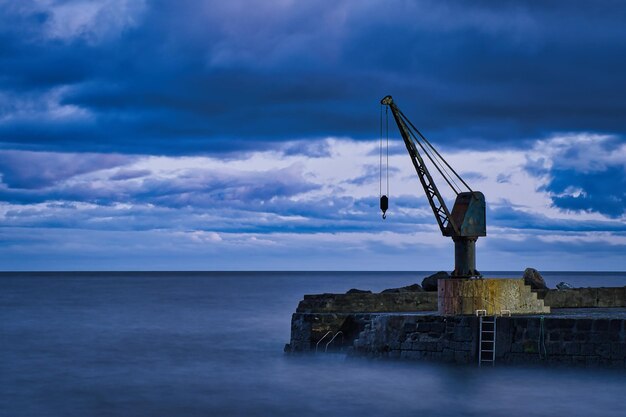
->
[378, 95, 486, 278]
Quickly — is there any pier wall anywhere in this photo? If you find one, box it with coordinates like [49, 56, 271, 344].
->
[349, 314, 626, 367]
[295, 286, 626, 315]
[288, 313, 374, 353]
[538, 287, 626, 308]
[286, 286, 626, 367]
[296, 292, 437, 314]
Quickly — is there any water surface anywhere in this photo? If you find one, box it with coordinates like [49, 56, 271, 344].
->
[1, 272, 625, 417]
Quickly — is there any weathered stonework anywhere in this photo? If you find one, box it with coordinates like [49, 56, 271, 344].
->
[349, 314, 626, 367]
[538, 287, 626, 308]
[438, 278, 550, 316]
[287, 312, 375, 353]
[296, 292, 437, 314]
[350, 315, 478, 364]
[286, 285, 626, 365]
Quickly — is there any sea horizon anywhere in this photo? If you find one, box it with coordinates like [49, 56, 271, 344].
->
[2, 269, 625, 273]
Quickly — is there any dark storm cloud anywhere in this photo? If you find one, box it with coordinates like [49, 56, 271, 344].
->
[0, 150, 131, 189]
[0, 152, 320, 209]
[547, 167, 626, 218]
[489, 205, 626, 233]
[1, 0, 626, 154]
[110, 169, 151, 181]
[524, 136, 626, 218]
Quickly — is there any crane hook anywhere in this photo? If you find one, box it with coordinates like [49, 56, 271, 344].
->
[380, 195, 388, 220]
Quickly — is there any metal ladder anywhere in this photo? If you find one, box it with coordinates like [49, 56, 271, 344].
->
[314, 331, 344, 353]
[478, 315, 496, 366]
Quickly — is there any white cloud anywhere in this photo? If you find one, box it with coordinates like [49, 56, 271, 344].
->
[32, 0, 147, 43]
[1, 135, 624, 270]
[0, 87, 93, 124]
[529, 133, 626, 172]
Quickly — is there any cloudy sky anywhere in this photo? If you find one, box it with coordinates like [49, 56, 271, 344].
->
[0, 0, 625, 271]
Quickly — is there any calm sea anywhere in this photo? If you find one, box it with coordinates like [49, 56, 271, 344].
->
[1, 271, 625, 417]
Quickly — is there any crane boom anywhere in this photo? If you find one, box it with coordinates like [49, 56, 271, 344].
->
[381, 95, 459, 236]
[380, 95, 486, 278]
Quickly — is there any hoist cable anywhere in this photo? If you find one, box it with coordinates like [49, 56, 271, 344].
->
[422, 138, 463, 194]
[402, 110, 469, 193]
[409, 124, 462, 194]
[385, 106, 389, 198]
[398, 108, 474, 194]
[420, 136, 464, 193]
[398, 111, 461, 194]
[412, 130, 460, 194]
[379, 104, 383, 199]
[400, 113, 461, 195]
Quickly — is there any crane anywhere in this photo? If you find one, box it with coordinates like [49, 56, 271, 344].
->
[379, 95, 486, 278]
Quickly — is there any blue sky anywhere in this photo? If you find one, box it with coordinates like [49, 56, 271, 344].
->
[0, 0, 624, 271]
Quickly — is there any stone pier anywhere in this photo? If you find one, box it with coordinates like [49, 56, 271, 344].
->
[286, 285, 626, 367]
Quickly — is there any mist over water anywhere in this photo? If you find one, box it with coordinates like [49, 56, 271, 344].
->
[1, 272, 625, 417]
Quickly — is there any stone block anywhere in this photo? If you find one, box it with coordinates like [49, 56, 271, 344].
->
[566, 288, 584, 307]
[401, 350, 422, 360]
[611, 342, 626, 358]
[597, 288, 615, 307]
[581, 343, 595, 355]
[514, 317, 528, 328]
[609, 319, 621, 333]
[587, 356, 601, 366]
[430, 322, 446, 333]
[596, 343, 612, 358]
[522, 340, 537, 354]
[417, 322, 431, 332]
[525, 326, 539, 339]
[564, 342, 581, 355]
[546, 342, 562, 355]
[403, 322, 417, 333]
[593, 332, 610, 343]
[454, 326, 473, 342]
[460, 297, 475, 315]
[548, 331, 560, 342]
[576, 319, 592, 331]
[594, 319, 609, 331]
[544, 290, 567, 308]
[616, 287, 626, 306]
[454, 350, 470, 363]
[389, 350, 401, 359]
[442, 348, 455, 362]
[546, 319, 561, 330]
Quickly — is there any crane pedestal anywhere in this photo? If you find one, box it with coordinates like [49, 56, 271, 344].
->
[452, 237, 480, 278]
[438, 278, 551, 315]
